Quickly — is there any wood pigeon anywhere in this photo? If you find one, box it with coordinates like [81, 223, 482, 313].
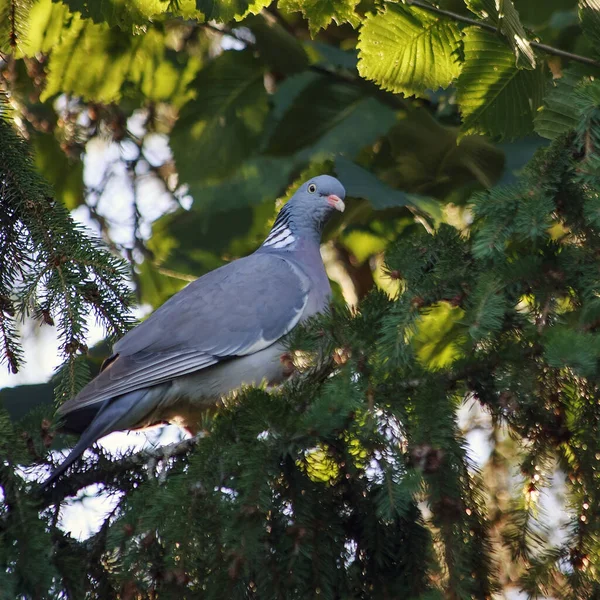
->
[42, 175, 346, 487]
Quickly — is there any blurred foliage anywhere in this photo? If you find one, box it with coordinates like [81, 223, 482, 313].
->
[1, 0, 600, 597]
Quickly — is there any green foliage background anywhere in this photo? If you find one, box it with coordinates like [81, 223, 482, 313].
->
[1, 0, 600, 597]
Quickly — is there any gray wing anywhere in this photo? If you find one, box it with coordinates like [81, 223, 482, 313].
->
[58, 253, 310, 415]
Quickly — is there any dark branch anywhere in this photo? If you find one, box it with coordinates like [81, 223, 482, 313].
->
[38, 433, 205, 508]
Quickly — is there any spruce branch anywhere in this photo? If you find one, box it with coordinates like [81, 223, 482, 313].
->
[0, 117, 135, 396]
[39, 434, 205, 507]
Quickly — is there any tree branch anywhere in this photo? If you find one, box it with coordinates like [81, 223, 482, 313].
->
[407, 0, 600, 69]
[38, 433, 205, 508]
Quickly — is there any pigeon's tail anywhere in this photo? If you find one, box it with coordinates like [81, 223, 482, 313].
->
[41, 388, 157, 490]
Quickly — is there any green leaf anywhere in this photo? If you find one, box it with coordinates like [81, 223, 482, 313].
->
[357, 4, 462, 98]
[413, 302, 466, 369]
[195, 0, 272, 23]
[140, 156, 292, 303]
[465, 0, 536, 68]
[243, 13, 308, 75]
[41, 18, 200, 104]
[579, 0, 600, 53]
[266, 76, 396, 157]
[335, 156, 438, 216]
[457, 28, 546, 140]
[278, 0, 360, 36]
[54, 0, 201, 29]
[380, 110, 505, 196]
[171, 50, 268, 184]
[308, 41, 358, 71]
[534, 66, 595, 140]
[20, 0, 70, 57]
[32, 132, 84, 210]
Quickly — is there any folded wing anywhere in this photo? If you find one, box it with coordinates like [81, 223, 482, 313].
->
[58, 253, 310, 416]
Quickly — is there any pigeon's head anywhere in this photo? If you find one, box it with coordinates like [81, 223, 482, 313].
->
[261, 175, 346, 251]
[293, 175, 346, 218]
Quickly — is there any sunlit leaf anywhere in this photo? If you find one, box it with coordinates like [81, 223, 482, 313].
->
[54, 0, 200, 28]
[196, 0, 272, 23]
[457, 27, 546, 140]
[413, 302, 466, 369]
[41, 18, 200, 104]
[20, 0, 69, 57]
[357, 4, 462, 97]
[466, 0, 536, 68]
[279, 0, 360, 36]
[171, 50, 268, 184]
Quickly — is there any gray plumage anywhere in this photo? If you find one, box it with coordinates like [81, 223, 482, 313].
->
[42, 175, 346, 487]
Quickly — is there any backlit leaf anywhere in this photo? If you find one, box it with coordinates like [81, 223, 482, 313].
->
[466, 0, 536, 68]
[357, 4, 462, 98]
[195, 0, 272, 23]
[457, 28, 546, 140]
[55, 0, 200, 29]
[279, 0, 360, 36]
[41, 18, 200, 104]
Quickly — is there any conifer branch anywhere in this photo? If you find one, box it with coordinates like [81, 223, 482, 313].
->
[39, 434, 205, 507]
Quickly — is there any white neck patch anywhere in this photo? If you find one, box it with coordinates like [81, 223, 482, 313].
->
[263, 224, 296, 249]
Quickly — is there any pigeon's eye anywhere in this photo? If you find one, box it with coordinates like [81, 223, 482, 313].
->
[307, 183, 317, 194]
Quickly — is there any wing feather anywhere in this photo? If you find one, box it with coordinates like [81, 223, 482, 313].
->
[59, 254, 311, 416]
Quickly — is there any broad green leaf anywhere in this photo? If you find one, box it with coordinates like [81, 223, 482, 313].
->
[147, 195, 276, 279]
[457, 28, 546, 140]
[534, 66, 595, 139]
[266, 76, 395, 156]
[20, 0, 70, 57]
[196, 0, 272, 23]
[357, 4, 462, 98]
[335, 156, 438, 216]
[143, 156, 293, 300]
[413, 302, 466, 369]
[171, 50, 268, 185]
[180, 156, 294, 213]
[466, 0, 536, 68]
[41, 18, 200, 104]
[579, 0, 600, 52]
[308, 41, 358, 71]
[242, 13, 308, 75]
[380, 110, 505, 196]
[278, 0, 360, 36]
[54, 0, 200, 28]
[33, 132, 84, 210]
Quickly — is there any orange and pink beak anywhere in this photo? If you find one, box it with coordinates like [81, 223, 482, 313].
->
[327, 194, 345, 212]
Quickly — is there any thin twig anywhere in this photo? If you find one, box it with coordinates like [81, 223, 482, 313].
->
[407, 0, 600, 69]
